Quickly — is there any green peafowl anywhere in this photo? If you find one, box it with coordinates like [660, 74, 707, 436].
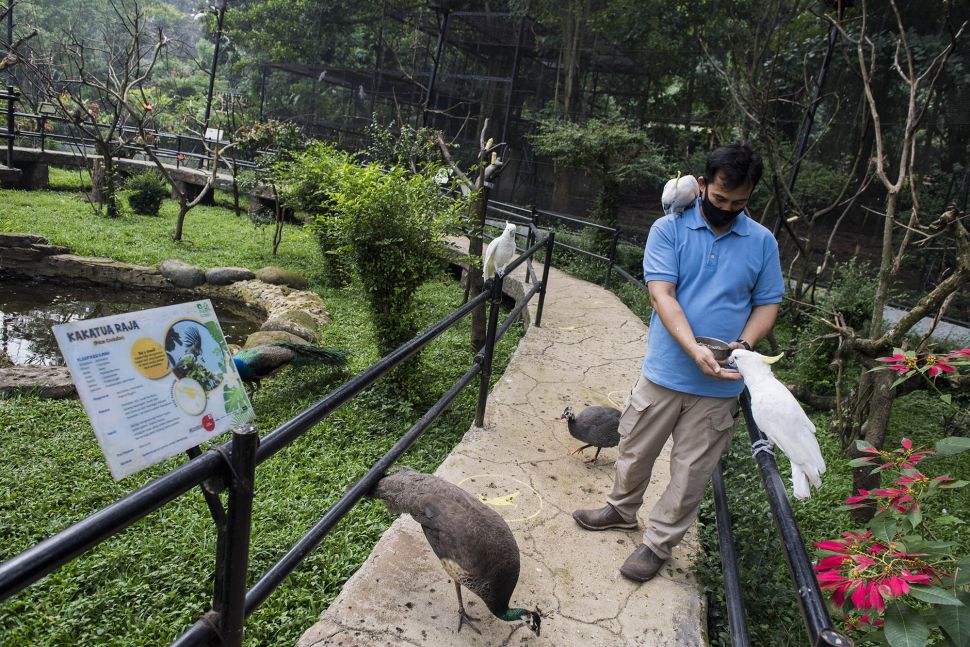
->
[231, 342, 346, 391]
[370, 467, 542, 636]
[560, 405, 621, 464]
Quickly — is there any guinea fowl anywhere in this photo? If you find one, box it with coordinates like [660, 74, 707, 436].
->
[231, 342, 346, 391]
[370, 467, 541, 636]
[560, 405, 621, 463]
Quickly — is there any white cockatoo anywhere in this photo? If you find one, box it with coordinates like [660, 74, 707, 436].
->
[661, 172, 701, 215]
[729, 349, 826, 500]
[483, 221, 517, 280]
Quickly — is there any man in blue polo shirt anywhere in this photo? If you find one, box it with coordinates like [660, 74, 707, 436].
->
[573, 142, 784, 582]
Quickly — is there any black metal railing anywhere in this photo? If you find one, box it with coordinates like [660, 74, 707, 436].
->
[733, 390, 852, 647]
[0, 91, 263, 176]
[0, 232, 555, 647]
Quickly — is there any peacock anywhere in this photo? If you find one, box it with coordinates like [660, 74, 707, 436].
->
[370, 467, 542, 636]
[560, 405, 621, 463]
[231, 342, 346, 390]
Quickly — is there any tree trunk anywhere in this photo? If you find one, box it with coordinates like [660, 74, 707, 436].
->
[173, 200, 189, 241]
[845, 369, 897, 522]
[469, 188, 486, 353]
[90, 155, 120, 217]
[868, 190, 899, 337]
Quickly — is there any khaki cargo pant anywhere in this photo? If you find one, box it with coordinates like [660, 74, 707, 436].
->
[607, 375, 738, 560]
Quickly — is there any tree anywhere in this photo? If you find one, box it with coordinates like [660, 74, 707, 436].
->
[22, 0, 164, 217]
[814, 1, 968, 505]
[530, 116, 666, 231]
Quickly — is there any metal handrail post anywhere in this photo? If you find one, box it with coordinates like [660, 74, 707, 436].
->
[535, 231, 554, 327]
[5, 85, 15, 168]
[213, 425, 259, 647]
[738, 389, 852, 647]
[474, 275, 504, 427]
[712, 461, 750, 646]
[604, 228, 620, 286]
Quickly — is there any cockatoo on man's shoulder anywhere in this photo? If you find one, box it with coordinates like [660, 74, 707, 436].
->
[483, 221, 517, 280]
[661, 172, 700, 215]
[729, 349, 826, 500]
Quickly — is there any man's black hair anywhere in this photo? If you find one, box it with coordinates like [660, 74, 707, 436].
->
[704, 142, 763, 191]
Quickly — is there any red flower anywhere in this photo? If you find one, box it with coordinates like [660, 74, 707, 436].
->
[814, 530, 940, 613]
[876, 352, 913, 375]
[924, 354, 955, 378]
[946, 348, 970, 358]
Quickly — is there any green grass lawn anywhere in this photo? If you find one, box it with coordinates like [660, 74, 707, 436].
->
[0, 182, 524, 645]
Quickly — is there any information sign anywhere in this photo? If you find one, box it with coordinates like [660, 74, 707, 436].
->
[53, 300, 254, 480]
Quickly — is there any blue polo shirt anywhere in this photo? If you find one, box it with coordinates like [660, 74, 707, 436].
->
[641, 199, 784, 397]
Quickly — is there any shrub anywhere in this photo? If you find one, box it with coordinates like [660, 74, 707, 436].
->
[332, 163, 462, 354]
[125, 171, 168, 215]
[279, 142, 463, 355]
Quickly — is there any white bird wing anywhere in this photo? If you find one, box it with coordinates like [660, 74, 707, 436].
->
[493, 231, 516, 268]
[661, 175, 700, 215]
[483, 236, 499, 279]
[661, 177, 679, 209]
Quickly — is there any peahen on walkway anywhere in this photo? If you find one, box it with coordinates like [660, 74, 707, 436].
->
[370, 467, 542, 636]
[560, 405, 621, 464]
[231, 342, 346, 390]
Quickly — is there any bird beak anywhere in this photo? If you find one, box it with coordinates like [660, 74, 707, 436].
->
[762, 353, 785, 364]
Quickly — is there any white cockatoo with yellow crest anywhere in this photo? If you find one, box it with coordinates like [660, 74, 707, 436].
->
[661, 172, 700, 215]
[729, 349, 826, 500]
[483, 222, 517, 280]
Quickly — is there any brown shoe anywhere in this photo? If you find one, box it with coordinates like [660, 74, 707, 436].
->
[619, 544, 666, 582]
[572, 504, 638, 531]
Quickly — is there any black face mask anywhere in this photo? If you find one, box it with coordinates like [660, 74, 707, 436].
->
[702, 188, 745, 228]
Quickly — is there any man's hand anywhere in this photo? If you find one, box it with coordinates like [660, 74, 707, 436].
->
[691, 344, 742, 381]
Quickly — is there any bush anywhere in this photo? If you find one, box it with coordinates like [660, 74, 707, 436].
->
[125, 171, 168, 215]
[279, 142, 463, 355]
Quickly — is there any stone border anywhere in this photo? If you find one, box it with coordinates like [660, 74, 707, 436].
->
[0, 233, 330, 398]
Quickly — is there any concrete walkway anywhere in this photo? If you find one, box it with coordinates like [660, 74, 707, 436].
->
[297, 261, 707, 646]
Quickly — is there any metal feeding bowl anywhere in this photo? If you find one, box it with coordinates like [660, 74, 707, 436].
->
[695, 336, 731, 361]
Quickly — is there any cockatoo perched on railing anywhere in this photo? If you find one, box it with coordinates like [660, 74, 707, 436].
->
[729, 349, 826, 500]
[661, 172, 700, 215]
[483, 221, 517, 280]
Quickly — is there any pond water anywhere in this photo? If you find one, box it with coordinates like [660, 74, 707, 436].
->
[0, 280, 262, 366]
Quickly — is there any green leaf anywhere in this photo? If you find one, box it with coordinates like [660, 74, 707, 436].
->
[906, 586, 965, 606]
[935, 437, 970, 456]
[907, 505, 923, 528]
[885, 601, 930, 647]
[856, 439, 876, 452]
[849, 457, 875, 467]
[934, 515, 965, 526]
[870, 515, 899, 543]
[892, 374, 915, 389]
[937, 592, 970, 647]
[937, 479, 969, 489]
[940, 393, 952, 405]
[900, 536, 953, 557]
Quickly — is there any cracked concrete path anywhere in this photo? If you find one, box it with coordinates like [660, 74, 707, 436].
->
[297, 257, 707, 647]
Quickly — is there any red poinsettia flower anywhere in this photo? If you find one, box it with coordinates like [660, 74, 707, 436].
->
[815, 530, 940, 613]
[877, 352, 915, 375]
[923, 354, 955, 378]
[946, 348, 970, 358]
